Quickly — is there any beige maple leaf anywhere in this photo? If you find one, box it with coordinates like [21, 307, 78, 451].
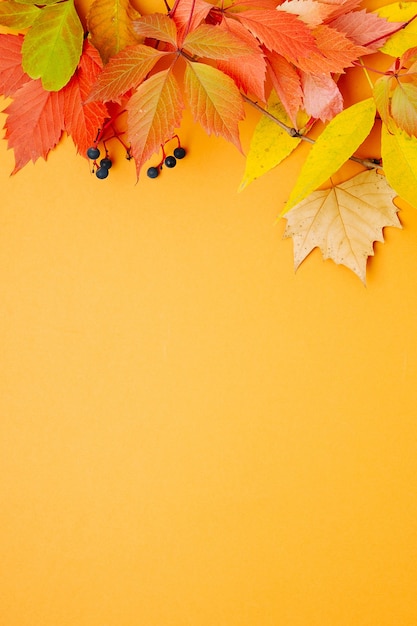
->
[283, 170, 401, 283]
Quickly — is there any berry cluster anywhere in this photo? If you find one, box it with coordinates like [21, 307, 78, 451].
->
[87, 145, 113, 179]
[147, 138, 187, 179]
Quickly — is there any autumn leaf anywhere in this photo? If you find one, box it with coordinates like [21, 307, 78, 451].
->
[86, 44, 168, 103]
[132, 13, 178, 48]
[87, 0, 141, 64]
[328, 9, 403, 51]
[0, 33, 31, 97]
[127, 68, 184, 179]
[0, 0, 40, 29]
[184, 60, 244, 151]
[301, 72, 343, 121]
[284, 98, 376, 212]
[267, 52, 302, 124]
[381, 122, 417, 210]
[296, 24, 367, 74]
[283, 170, 401, 284]
[376, 2, 417, 58]
[3, 78, 65, 173]
[240, 91, 305, 190]
[235, 9, 317, 65]
[62, 41, 109, 157]
[182, 23, 258, 59]
[21, 0, 84, 90]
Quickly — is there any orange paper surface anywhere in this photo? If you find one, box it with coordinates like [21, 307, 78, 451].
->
[1, 6, 417, 623]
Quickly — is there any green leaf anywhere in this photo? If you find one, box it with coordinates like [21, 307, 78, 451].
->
[239, 91, 304, 191]
[0, 0, 40, 28]
[21, 0, 83, 91]
[375, 2, 417, 57]
[283, 98, 376, 213]
[381, 122, 417, 209]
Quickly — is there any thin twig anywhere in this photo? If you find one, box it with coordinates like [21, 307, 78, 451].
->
[242, 94, 378, 170]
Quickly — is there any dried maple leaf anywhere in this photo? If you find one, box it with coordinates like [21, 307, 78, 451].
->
[283, 170, 401, 284]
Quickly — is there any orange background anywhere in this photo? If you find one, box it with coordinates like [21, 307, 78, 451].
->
[1, 3, 417, 623]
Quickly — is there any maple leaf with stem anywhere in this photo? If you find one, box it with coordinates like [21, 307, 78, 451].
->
[283, 170, 401, 284]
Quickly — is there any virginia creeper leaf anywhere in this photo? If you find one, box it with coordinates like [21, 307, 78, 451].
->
[284, 98, 377, 212]
[87, 44, 168, 103]
[3, 79, 65, 173]
[376, 2, 417, 57]
[21, 0, 83, 91]
[0, 0, 40, 29]
[267, 53, 302, 124]
[132, 13, 178, 48]
[127, 68, 184, 179]
[87, 0, 141, 65]
[381, 123, 417, 210]
[390, 82, 417, 138]
[301, 72, 343, 121]
[240, 91, 304, 190]
[184, 60, 244, 151]
[329, 10, 403, 50]
[0, 33, 31, 97]
[171, 0, 212, 40]
[283, 170, 401, 284]
[296, 24, 367, 74]
[182, 23, 256, 59]
[236, 9, 317, 65]
[277, 0, 335, 27]
[62, 41, 109, 157]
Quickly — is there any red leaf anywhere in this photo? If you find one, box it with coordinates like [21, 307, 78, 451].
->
[170, 0, 212, 41]
[297, 24, 367, 74]
[127, 68, 184, 178]
[0, 33, 31, 97]
[87, 44, 168, 103]
[4, 79, 65, 173]
[329, 10, 403, 51]
[235, 9, 317, 65]
[184, 60, 244, 151]
[62, 41, 109, 157]
[267, 52, 303, 124]
[301, 72, 343, 121]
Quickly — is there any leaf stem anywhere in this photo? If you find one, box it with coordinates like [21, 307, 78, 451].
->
[242, 94, 378, 170]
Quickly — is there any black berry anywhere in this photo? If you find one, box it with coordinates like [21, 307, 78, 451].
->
[173, 147, 186, 159]
[95, 167, 109, 179]
[87, 146, 100, 160]
[164, 155, 177, 168]
[147, 166, 159, 179]
[100, 157, 113, 169]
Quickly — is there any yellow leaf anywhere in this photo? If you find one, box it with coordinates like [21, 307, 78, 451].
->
[375, 2, 417, 57]
[239, 91, 305, 191]
[283, 98, 376, 213]
[283, 170, 401, 284]
[381, 122, 417, 210]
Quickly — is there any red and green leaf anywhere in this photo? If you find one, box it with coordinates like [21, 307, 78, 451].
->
[184, 60, 244, 150]
[87, 0, 141, 64]
[87, 44, 168, 103]
[127, 68, 184, 178]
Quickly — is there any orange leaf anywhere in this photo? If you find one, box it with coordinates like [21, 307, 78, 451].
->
[62, 41, 109, 157]
[184, 60, 244, 150]
[267, 52, 302, 124]
[4, 79, 65, 173]
[235, 9, 317, 65]
[127, 68, 184, 179]
[171, 0, 212, 42]
[301, 72, 343, 121]
[329, 10, 404, 50]
[87, 0, 141, 64]
[87, 44, 168, 103]
[132, 13, 178, 48]
[391, 82, 417, 138]
[297, 24, 367, 74]
[0, 33, 31, 97]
